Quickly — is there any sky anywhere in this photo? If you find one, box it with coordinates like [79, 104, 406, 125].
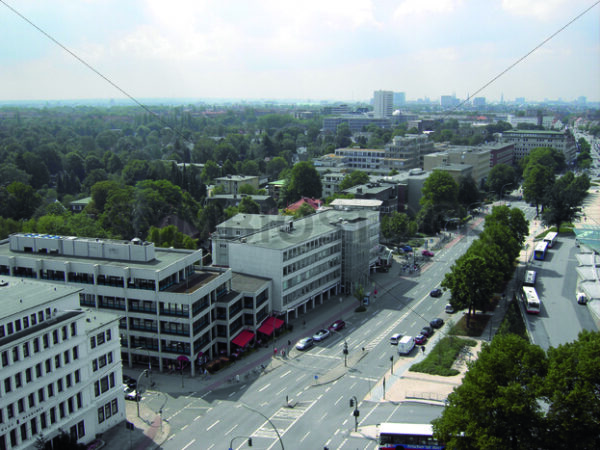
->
[1, 0, 599, 103]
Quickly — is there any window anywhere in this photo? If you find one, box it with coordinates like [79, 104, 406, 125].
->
[62, 326, 68, 340]
[76, 393, 82, 409]
[43, 334, 49, 349]
[105, 403, 111, 419]
[106, 329, 112, 341]
[38, 388, 45, 403]
[0, 325, 4, 338]
[41, 412, 47, 429]
[66, 373, 72, 388]
[12, 347, 19, 362]
[7, 404, 14, 419]
[7, 323, 13, 334]
[20, 423, 27, 442]
[57, 379, 63, 393]
[50, 407, 56, 424]
[14, 320, 21, 332]
[97, 332, 105, 346]
[74, 369, 80, 384]
[90, 336, 96, 349]
[54, 355, 61, 369]
[31, 314, 37, 326]
[70, 322, 77, 336]
[1, 351, 8, 367]
[68, 398, 74, 414]
[14, 373, 21, 388]
[59, 402, 65, 419]
[22, 342, 29, 358]
[92, 359, 98, 371]
[53, 329, 59, 345]
[23, 317, 29, 329]
[97, 407, 105, 423]
[47, 384, 54, 398]
[45, 359, 51, 373]
[28, 393, 35, 408]
[25, 368, 32, 383]
[17, 398, 24, 414]
[77, 420, 85, 439]
[72, 346, 79, 360]
[38, 311, 44, 322]
[33, 338, 39, 353]
[111, 398, 118, 414]
[64, 350, 70, 365]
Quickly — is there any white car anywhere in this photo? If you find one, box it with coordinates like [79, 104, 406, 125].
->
[312, 329, 330, 341]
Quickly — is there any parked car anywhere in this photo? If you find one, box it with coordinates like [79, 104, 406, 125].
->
[122, 374, 136, 389]
[123, 386, 140, 401]
[430, 288, 442, 297]
[312, 329, 330, 341]
[577, 292, 588, 305]
[422, 250, 434, 257]
[389, 333, 403, 345]
[420, 326, 433, 337]
[429, 318, 444, 329]
[400, 245, 413, 253]
[445, 303, 455, 314]
[415, 334, 427, 345]
[328, 320, 346, 332]
[295, 337, 314, 351]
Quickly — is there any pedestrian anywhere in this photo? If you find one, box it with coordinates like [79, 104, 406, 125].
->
[288, 340, 291, 347]
[303, 320, 306, 328]
[235, 374, 240, 383]
[274, 347, 277, 356]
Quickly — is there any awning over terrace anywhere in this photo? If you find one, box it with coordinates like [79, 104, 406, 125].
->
[231, 330, 255, 347]
[257, 316, 285, 336]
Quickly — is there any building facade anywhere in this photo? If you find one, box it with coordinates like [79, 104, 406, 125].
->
[385, 134, 435, 169]
[0, 234, 273, 376]
[501, 129, 576, 162]
[214, 175, 260, 195]
[373, 90, 394, 118]
[0, 278, 123, 449]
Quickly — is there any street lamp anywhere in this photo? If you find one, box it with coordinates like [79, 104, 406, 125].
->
[136, 369, 148, 418]
[229, 436, 253, 449]
[444, 217, 460, 232]
[136, 346, 152, 387]
[500, 182, 513, 204]
[242, 404, 284, 450]
[349, 396, 360, 432]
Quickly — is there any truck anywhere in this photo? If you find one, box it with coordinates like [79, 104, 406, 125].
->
[397, 335, 415, 355]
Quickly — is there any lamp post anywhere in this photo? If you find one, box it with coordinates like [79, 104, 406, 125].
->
[136, 369, 148, 418]
[500, 183, 513, 204]
[444, 218, 460, 233]
[349, 396, 360, 432]
[136, 346, 152, 387]
[229, 436, 253, 449]
[242, 404, 283, 450]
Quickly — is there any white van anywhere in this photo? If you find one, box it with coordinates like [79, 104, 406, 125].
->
[389, 333, 403, 345]
[397, 335, 415, 355]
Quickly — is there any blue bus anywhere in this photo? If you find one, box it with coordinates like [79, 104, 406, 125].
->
[533, 241, 549, 261]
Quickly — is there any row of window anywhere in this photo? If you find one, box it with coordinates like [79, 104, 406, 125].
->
[283, 246, 340, 276]
[283, 258, 340, 291]
[0, 385, 82, 433]
[90, 329, 112, 349]
[98, 398, 119, 424]
[94, 372, 116, 397]
[2, 350, 80, 397]
[282, 232, 340, 262]
[0, 308, 73, 339]
[1, 328, 78, 370]
[282, 269, 340, 306]
[92, 351, 113, 372]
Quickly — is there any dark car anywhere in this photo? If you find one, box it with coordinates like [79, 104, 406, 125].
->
[123, 374, 136, 389]
[328, 320, 346, 332]
[430, 318, 444, 329]
[400, 245, 413, 253]
[430, 288, 442, 297]
[415, 334, 427, 345]
[420, 326, 433, 337]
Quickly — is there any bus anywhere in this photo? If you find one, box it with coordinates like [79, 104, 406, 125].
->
[379, 423, 445, 450]
[521, 286, 541, 314]
[543, 231, 558, 248]
[533, 241, 549, 261]
[523, 270, 537, 287]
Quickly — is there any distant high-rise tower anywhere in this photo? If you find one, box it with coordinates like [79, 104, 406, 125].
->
[373, 90, 394, 118]
[393, 92, 406, 106]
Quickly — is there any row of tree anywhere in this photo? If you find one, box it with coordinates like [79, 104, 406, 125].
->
[433, 330, 600, 449]
[441, 205, 529, 326]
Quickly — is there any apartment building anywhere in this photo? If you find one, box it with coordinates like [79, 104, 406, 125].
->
[0, 234, 272, 376]
[334, 148, 386, 171]
[0, 278, 123, 449]
[214, 175, 260, 195]
[373, 90, 394, 118]
[321, 172, 347, 198]
[385, 134, 435, 169]
[501, 129, 576, 162]
[227, 210, 380, 321]
[423, 146, 492, 186]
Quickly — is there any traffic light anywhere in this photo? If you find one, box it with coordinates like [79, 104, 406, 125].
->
[349, 398, 354, 408]
[248, 437, 252, 447]
[343, 341, 348, 355]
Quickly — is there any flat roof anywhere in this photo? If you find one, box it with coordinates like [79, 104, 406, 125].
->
[330, 199, 383, 207]
[83, 309, 121, 332]
[0, 277, 82, 319]
[0, 239, 200, 271]
[231, 272, 270, 293]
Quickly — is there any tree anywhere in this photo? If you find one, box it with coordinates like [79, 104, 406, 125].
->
[283, 162, 322, 203]
[293, 202, 316, 218]
[420, 170, 458, 210]
[522, 164, 554, 215]
[266, 156, 288, 180]
[541, 330, 600, 450]
[335, 122, 352, 148]
[381, 212, 413, 245]
[486, 164, 517, 199]
[339, 170, 369, 191]
[433, 334, 548, 450]
[441, 253, 498, 326]
[201, 160, 221, 184]
[457, 175, 480, 209]
[541, 172, 590, 231]
[238, 196, 260, 214]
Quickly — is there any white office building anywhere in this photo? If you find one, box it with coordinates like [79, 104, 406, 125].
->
[501, 129, 576, 162]
[227, 210, 379, 321]
[373, 90, 394, 118]
[0, 234, 273, 376]
[0, 278, 123, 449]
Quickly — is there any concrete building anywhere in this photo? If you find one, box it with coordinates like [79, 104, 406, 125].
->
[214, 175, 260, 196]
[501, 129, 576, 163]
[227, 210, 380, 321]
[322, 116, 391, 133]
[342, 183, 399, 214]
[0, 234, 273, 376]
[212, 214, 293, 267]
[321, 172, 347, 198]
[329, 199, 383, 212]
[385, 134, 435, 169]
[0, 278, 123, 449]
[373, 90, 394, 118]
[371, 169, 429, 217]
[423, 145, 492, 186]
[473, 97, 486, 108]
[334, 148, 386, 171]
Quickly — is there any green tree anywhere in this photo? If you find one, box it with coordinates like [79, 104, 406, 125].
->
[433, 334, 547, 450]
[335, 122, 352, 148]
[266, 156, 288, 180]
[486, 164, 517, 199]
[293, 202, 316, 218]
[381, 212, 413, 245]
[442, 253, 498, 325]
[457, 175, 480, 209]
[421, 170, 458, 209]
[523, 164, 554, 215]
[238, 196, 260, 214]
[339, 170, 369, 191]
[201, 160, 221, 184]
[541, 330, 600, 449]
[541, 172, 590, 231]
[283, 162, 322, 203]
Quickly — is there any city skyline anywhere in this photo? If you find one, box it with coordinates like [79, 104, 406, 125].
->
[1, 0, 599, 103]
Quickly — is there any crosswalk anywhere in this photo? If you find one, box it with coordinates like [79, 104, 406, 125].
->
[252, 400, 317, 440]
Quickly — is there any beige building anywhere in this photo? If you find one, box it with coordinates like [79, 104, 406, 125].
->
[423, 145, 492, 186]
[385, 134, 435, 169]
[215, 175, 260, 195]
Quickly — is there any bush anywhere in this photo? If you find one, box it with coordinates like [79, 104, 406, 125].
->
[410, 336, 477, 376]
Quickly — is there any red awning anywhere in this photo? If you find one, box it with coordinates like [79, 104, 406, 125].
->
[231, 330, 255, 348]
[257, 316, 285, 336]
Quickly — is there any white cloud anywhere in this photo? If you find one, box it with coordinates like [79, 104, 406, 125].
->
[393, 0, 464, 20]
[501, 0, 591, 21]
